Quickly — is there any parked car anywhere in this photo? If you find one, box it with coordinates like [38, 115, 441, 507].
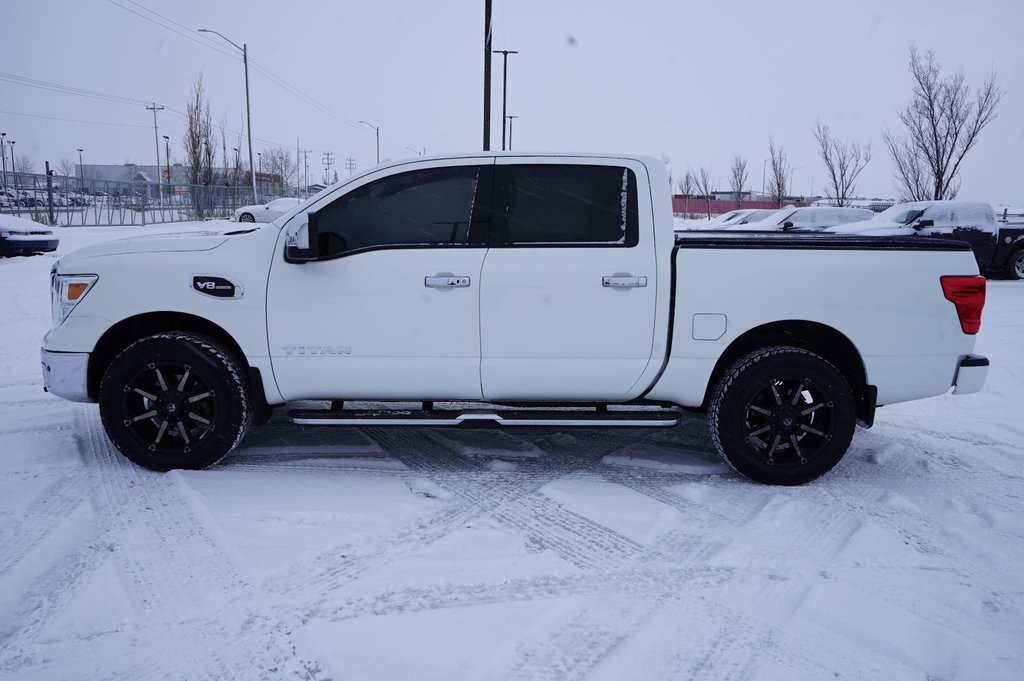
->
[720, 206, 875, 231]
[41, 154, 988, 486]
[0, 214, 58, 256]
[233, 197, 303, 223]
[676, 208, 776, 231]
[828, 201, 1024, 279]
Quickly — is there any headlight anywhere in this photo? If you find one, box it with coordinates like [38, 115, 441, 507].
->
[51, 272, 98, 328]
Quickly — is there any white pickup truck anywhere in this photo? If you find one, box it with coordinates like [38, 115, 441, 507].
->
[41, 154, 989, 485]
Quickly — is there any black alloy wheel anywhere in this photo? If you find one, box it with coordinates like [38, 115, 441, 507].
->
[99, 333, 250, 471]
[709, 346, 856, 485]
[238, 212, 255, 223]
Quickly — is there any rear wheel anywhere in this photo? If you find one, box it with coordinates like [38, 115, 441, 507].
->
[238, 212, 255, 223]
[1007, 248, 1024, 280]
[98, 333, 250, 471]
[708, 346, 856, 485]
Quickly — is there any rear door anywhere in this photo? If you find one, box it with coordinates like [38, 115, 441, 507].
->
[479, 158, 659, 401]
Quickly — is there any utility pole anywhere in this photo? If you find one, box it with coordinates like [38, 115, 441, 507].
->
[296, 139, 300, 197]
[359, 121, 380, 164]
[199, 29, 257, 203]
[483, 0, 492, 151]
[302, 149, 311, 194]
[1, 133, 7, 195]
[492, 49, 518, 150]
[44, 160, 55, 225]
[506, 115, 518, 150]
[345, 157, 357, 175]
[146, 103, 164, 205]
[76, 148, 84, 192]
[9, 140, 16, 191]
[322, 151, 335, 184]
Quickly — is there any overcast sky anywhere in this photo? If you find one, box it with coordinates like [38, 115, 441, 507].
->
[3, 0, 1022, 202]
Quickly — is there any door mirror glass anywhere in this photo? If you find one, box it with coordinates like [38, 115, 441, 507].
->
[284, 212, 322, 263]
[914, 219, 934, 230]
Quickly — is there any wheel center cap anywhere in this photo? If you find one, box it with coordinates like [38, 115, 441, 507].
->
[166, 402, 178, 414]
[782, 416, 793, 427]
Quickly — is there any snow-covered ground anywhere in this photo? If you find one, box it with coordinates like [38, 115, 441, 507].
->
[1, 224, 1023, 680]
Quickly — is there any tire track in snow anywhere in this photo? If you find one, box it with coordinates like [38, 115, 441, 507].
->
[0, 473, 89, 577]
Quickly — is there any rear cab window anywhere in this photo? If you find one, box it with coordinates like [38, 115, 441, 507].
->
[491, 164, 639, 247]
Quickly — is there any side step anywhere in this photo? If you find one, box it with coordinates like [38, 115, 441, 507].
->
[289, 407, 682, 428]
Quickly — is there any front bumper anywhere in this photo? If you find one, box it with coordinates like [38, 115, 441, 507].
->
[952, 354, 988, 395]
[40, 348, 93, 403]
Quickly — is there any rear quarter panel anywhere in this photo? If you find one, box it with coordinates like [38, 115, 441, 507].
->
[646, 246, 981, 407]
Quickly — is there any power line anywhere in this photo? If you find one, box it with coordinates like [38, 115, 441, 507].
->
[102, 0, 421, 154]
[0, 72, 151, 106]
[0, 109, 150, 129]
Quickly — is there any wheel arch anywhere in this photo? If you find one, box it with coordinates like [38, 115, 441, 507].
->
[87, 312, 266, 410]
[702, 320, 874, 425]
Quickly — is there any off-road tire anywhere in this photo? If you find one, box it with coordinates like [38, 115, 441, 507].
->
[1007, 248, 1024, 281]
[708, 346, 856, 485]
[99, 333, 251, 471]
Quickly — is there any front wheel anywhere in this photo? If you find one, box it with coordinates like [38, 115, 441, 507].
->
[708, 346, 856, 485]
[238, 212, 255, 223]
[98, 333, 251, 471]
[1007, 248, 1024, 280]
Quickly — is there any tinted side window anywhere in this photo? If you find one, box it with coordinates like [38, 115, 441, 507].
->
[494, 164, 639, 246]
[316, 166, 485, 257]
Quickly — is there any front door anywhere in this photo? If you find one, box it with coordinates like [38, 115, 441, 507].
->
[267, 160, 493, 401]
[479, 159, 659, 401]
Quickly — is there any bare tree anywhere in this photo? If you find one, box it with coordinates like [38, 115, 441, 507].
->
[15, 154, 36, 175]
[767, 138, 788, 208]
[261, 146, 295, 191]
[183, 73, 215, 217]
[696, 166, 715, 219]
[814, 121, 871, 206]
[676, 168, 695, 217]
[729, 155, 748, 208]
[57, 156, 76, 179]
[883, 46, 1003, 201]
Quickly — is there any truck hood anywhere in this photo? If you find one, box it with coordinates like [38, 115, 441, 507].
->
[56, 229, 241, 269]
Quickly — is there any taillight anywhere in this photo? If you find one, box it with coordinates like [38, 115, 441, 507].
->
[940, 275, 985, 334]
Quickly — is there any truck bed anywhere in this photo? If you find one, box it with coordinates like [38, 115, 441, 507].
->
[674, 231, 973, 251]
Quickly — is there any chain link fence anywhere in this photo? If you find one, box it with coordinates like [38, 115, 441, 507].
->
[0, 171, 300, 226]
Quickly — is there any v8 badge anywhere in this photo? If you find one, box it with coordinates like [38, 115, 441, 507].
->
[192, 275, 244, 299]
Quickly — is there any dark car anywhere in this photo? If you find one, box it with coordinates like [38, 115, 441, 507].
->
[0, 217, 59, 256]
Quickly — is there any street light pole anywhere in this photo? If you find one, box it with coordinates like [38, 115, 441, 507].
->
[359, 121, 380, 164]
[506, 115, 518, 150]
[761, 158, 768, 197]
[492, 49, 518, 151]
[161, 136, 170, 188]
[789, 167, 802, 197]
[199, 28, 257, 203]
[9, 140, 15, 191]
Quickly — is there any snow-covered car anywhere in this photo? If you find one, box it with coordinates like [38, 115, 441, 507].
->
[829, 201, 1024, 278]
[0, 214, 58, 256]
[676, 208, 776, 231]
[41, 153, 989, 486]
[720, 206, 874, 231]
[233, 197, 302, 223]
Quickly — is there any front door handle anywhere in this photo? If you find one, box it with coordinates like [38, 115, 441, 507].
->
[425, 275, 471, 288]
[602, 275, 647, 288]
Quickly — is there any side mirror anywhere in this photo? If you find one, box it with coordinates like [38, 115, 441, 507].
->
[913, 219, 934, 230]
[284, 211, 321, 263]
[782, 221, 794, 231]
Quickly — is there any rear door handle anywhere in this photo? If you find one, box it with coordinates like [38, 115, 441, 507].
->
[425, 275, 471, 288]
[602, 275, 647, 288]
